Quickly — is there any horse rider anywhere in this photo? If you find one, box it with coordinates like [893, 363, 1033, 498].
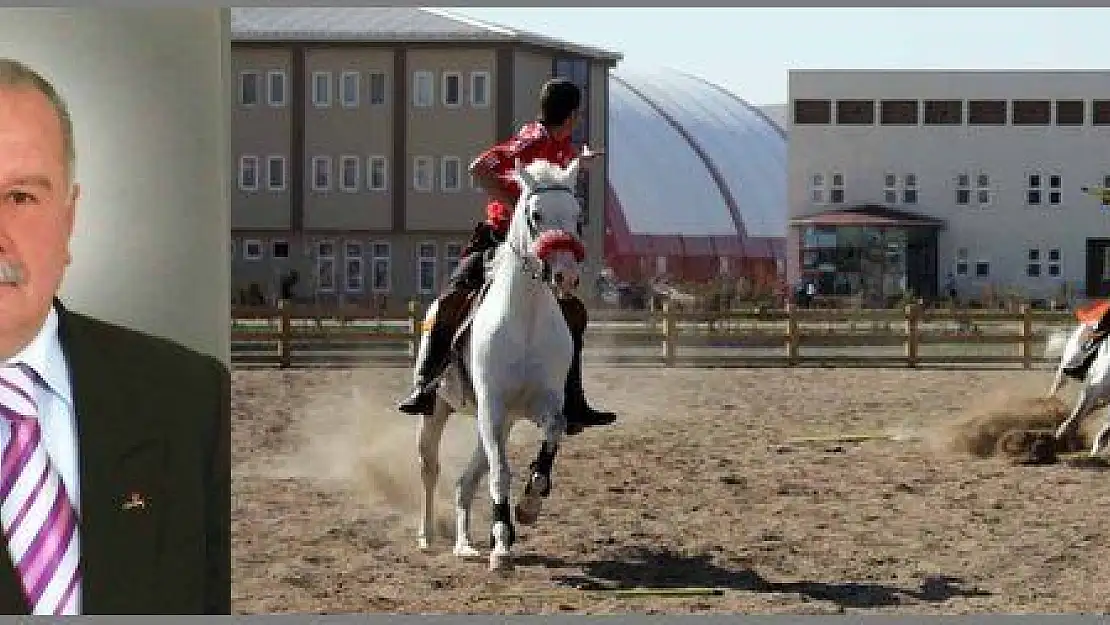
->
[396, 77, 618, 436]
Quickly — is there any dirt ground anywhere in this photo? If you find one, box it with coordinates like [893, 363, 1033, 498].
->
[232, 365, 1110, 615]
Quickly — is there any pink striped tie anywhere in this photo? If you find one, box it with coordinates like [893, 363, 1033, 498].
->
[0, 364, 80, 615]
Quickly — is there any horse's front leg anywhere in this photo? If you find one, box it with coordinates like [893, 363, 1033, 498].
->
[516, 389, 565, 527]
[474, 388, 515, 571]
[417, 399, 450, 551]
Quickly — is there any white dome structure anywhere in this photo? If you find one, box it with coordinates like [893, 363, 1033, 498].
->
[605, 67, 787, 285]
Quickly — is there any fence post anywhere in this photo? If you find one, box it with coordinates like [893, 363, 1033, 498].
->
[785, 303, 799, 366]
[905, 303, 919, 368]
[1020, 304, 1033, 369]
[407, 299, 421, 365]
[277, 299, 292, 369]
[661, 300, 676, 367]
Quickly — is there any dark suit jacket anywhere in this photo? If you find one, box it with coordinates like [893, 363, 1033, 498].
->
[0, 300, 231, 614]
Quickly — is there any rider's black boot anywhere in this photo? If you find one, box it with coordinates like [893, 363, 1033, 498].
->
[397, 291, 469, 416]
[558, 295, 617, 436]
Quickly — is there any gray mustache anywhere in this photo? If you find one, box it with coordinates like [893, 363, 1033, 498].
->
[0, 260, 25, 285]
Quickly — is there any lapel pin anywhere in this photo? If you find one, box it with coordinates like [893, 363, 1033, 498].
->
[121, 492, 147, 511]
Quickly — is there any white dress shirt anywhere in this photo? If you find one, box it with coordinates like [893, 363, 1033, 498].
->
[2, 304, 81, 614]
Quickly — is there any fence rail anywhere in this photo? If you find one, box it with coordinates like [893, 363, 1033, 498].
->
[230, 300, 1080, 369]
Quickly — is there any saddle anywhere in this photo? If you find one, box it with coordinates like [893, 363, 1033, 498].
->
[450, 279, 493, 354]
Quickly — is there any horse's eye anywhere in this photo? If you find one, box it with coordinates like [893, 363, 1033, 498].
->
[531, 210, 543, 223]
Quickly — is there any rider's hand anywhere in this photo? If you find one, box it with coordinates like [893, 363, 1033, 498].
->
[579, 144, 605, 163]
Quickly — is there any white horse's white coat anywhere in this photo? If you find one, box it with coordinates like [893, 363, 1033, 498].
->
[415, 158, 585, 571]
[1047, 320, 1110, 456]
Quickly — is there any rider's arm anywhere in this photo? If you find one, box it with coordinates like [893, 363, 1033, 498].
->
[469, 128, 546, 206]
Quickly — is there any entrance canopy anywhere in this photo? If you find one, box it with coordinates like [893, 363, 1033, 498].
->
[790, 204, 945, 229]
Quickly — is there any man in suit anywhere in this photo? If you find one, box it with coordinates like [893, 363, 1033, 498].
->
[0, 58, 230, 614]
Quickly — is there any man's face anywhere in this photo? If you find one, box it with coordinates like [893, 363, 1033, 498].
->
[0, 85, 77, 346]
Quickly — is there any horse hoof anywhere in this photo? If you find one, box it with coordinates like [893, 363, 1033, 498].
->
[515, 494, 542, 526]
[453, 544, 483, 559]
[489, 550, 512, 572]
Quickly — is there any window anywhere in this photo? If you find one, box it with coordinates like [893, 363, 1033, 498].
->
[880, 100, 918, 125]
[238, 155, 258, 191]
[417, 243, 437, 295]
[442, 71, 461, 107]
[923, 99, 963, 125]
[1027, 248, 1041, 277]
[1093, 100, 1110, 125]
[1011, 100, 1051, 125]
[903, 173, 918, 204]
[835, 99, 874, 125]
[311, 156, 332, 192]
[316, 240, 335, 294]
[441, 156, 461, 192]
[311, 71, 332, 108]
[239, 71, 259, 106]
[368, 71, 387, 105]
[883, 173, 897, 204]
[272, 240, 289, 259]
[955, 173, 971, 205]
[793, 99, 831, 124]
[340, 71, 360, 108]
[975, 261, 991, 278]
[371, 242, 391, 292]
[830, 172, 845, 204]
[244, 239, 263, 261]
[266, 155, 286, 191]
[1027, 173, 1042, 205]
[955, 247, 969, 276]
[445, 242, 463, 278]
[367, 156, 388, 191]
[412, 70, 433, 107]
[976, 172, 992, 206]
[1048, 248, 1062, 277]
[718, 256, 731, 277]
[344, 242, 363, 293]
[1056, 100, 1085, 126]
[470, 71, 490, 107]
[266, 70, 286, 107]
[413, 156, 433, 191]
[968, 100, 1006, 125]
[809, 173, 825, 204]
[340, 155, 360, 192]
[1027, 172, 1061, 205]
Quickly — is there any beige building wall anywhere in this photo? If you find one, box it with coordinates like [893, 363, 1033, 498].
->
[512, 49, 553, 131]
[231, 46, 293, 230]
[404, 48, 498, 231]
[303, 47, 396, 231]
[581, 60, 610, 298]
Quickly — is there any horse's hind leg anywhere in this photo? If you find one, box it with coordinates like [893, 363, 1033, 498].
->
[1057, 383, 1098, 444]
[517, 390, 565, 527]
[417, 399, 450, 551]
[452, 443, 487, 559]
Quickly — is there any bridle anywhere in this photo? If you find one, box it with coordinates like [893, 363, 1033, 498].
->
[505, 184, 584, 284]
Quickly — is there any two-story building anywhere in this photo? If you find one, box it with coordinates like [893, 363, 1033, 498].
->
[229, 7, 620, 310]
[787, 69, 1110, 305]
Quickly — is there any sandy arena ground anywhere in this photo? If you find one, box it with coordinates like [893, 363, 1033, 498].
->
[232, 365, 1110, 615]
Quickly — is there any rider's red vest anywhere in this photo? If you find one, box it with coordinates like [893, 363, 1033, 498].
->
[471, 121, 576, 236]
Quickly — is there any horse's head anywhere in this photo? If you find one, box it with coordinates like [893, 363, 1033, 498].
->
[506, 158, 587, 294]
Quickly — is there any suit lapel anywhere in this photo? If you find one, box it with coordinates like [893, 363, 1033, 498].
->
[55, 300, 167, 614]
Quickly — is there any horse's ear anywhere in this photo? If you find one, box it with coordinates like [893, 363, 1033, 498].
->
[564, 157, 581, 184]
[513, 158, 537, 192]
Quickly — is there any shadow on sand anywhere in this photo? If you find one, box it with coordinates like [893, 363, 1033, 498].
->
[517, 546, 991, 609]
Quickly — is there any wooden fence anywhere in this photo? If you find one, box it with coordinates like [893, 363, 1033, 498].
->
[230, 300, 1080, 370]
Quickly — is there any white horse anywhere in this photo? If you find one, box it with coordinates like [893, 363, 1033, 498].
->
[1046, 317, 1110, 457]
[415, 158, 587, 571]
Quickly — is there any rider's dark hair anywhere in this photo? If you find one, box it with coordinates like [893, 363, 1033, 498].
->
[539, 78, 581, 128]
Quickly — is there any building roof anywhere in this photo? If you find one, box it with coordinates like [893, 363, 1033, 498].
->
[230, 7, 622, 62]
[605, 67, 787, 262]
